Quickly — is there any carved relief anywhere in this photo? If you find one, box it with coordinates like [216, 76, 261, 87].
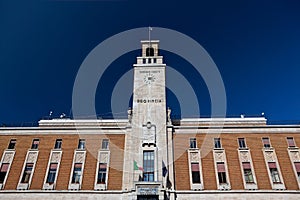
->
[99, 152, 109, 163]
[239, 151, 250, 162]
[190, 152, 199, 162]
[27, 152, 37, 163]
[51, 152, 61, 162]
[290, 151, 300, 162]
[3, 152, 14, 163]
[214, 151, 224, 162]
[75, 152, 85, 163]
[264, 151, 276, 162]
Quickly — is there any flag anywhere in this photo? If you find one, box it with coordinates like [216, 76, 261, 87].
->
[166, 174, 172, 189]
[134, 160, 143, 171]
[162, 160, 168, 177]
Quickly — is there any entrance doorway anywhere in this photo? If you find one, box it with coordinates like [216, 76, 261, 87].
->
[137, 195, 159, 200]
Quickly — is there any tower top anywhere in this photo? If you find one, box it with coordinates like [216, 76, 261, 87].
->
[140, 40, 160, 57]
[134, 40, 164, 66]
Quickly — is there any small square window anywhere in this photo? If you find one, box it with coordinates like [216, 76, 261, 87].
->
[8, 139, 16, 149]
[54, 139, 62, 149]
[78, 139, 85, 150]
[101, 139, 109, 149]
[262, 137, 271, 148]
[189, 138, 197, 148]
[214, 138, 221, 149]
[287, 137, 296, 148]
[238, 138, 246, 148]
[31, 139, 39, 149]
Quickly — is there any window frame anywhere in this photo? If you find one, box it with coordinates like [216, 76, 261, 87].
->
[0, 163, 9, 184]
[71, 163, 83, 184]
[238, 138, 247, 149]
[287, 137, 296, 148]
[262, 137, 271, 148]
[101, 139, 109, 150]
[214, 138, 222, 149]
[78, 139, 85, 150]
[54, 139, 62, 149]
[31, 139, 40, 149]
[21, 163, 34, 183]
[8, 139, 16, 150]
[189, 138, 197, 149]
[143, 151, 155, 182]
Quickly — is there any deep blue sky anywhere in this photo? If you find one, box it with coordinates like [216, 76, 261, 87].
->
[0, 0, 300, 125]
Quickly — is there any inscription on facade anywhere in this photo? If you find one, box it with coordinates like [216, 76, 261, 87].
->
[137, 99, 162, 103]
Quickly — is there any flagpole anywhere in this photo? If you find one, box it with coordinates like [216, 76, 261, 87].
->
[148, 26, 151, 48]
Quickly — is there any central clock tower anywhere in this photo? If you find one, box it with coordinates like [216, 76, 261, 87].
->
[122, 40, 170, 198]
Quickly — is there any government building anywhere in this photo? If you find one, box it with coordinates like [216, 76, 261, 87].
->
[0, 40, 300, 200]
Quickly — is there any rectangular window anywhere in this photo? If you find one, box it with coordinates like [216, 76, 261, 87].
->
[46, 163, 58, 184]
[0, 163, 9, 184]
[54, 139, 62, 149]
[21, 163, 34, 183]
[101, 139, 109, 150]
[214, 138, 221, 149]
[143, 58, 146, 64]
[78, 139, 85, 150]
[189, 138, 197, 148]
[153, 58, 157, 63]
[71, 163, 82, 184]
[143, 151, 154, 182]
[217, 162, 227, 183]
[268, 162, 281, 183]
[31, 139, 39, 149]
[97, 163, 107, 184]
[8, 139, 16, 149]
[242, 162, 254, 183]
[238, 138, 246, 148]
[191, 163, 201, 183]
[262, 137, 271, 148]
[287, 137, 296, 148]
[294, 162, 300, 181]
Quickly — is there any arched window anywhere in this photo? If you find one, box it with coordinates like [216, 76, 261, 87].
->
[146, 47, 154, 57]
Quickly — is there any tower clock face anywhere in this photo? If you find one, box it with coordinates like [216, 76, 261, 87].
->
[143, 73, 156, 84]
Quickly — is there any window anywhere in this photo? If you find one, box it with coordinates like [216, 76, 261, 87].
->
[101, 139, 109, 150]
[262, 137, 271, 148]
[21, 163, 33, 183]
[31, 139, 39, 149]
[54, 139, 62, 149]
[242, 162, 254, 183]
[287, 137, 296, 148]
[143, 58, 146, 64]
[191, 163, 201, 183]
[238, 138, 246, 148]
[0, 163, 9, 184]
[8, 139, 16, 149]
[153, 58, 157, 63]
[146, 47, 154, 57]
[46, 163, 58, 184]
[189, 138, 197, 148]
[97, 163, 107, 184]
[217, 162, 227, 184]
[214, 138, 221, 149]
[71, 163, 82, 184]
[268, 162, 281, 183]
[78, 139, 85, 150]
[143, 151, 154, 182]
[294, 162, 300, 181]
